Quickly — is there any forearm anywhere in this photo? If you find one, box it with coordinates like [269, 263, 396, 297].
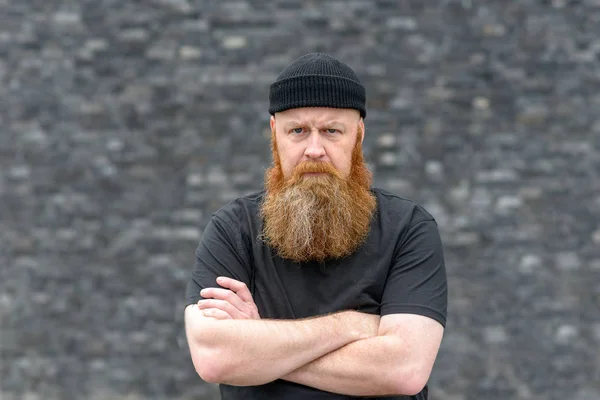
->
[283, 335, 417, 396]
[186, 306, 368, 386]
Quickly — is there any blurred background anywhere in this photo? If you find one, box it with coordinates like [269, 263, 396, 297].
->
[1, 0, 599, 399]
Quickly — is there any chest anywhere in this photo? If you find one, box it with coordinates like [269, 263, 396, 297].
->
[251, 249, 393, 319]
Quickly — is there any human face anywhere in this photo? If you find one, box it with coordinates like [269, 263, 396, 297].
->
[269, 107, 364, 179]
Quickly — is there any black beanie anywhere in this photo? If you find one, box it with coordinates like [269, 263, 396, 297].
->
[269, 53, 366, 118]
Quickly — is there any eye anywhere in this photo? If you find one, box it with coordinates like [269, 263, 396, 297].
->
[326, 128, 339, 134]
[290, 127, 304, 135]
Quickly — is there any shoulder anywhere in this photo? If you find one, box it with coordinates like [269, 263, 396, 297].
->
[211, 190, 265, 227]
[371, 188, 437, 228]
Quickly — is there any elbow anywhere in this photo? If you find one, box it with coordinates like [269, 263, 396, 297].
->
[389, 364, 431, 396]
[188, 328, 230, 383]
[192, 348, 230, 384]
[196, 365, 224, 384]
[192, 347, 266, 386]
[196, 365, 221, 384]
[186, 316, 232, 384]
[397, 380, 427, 397]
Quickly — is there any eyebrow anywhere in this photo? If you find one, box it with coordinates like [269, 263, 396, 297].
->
[283, 120, 347, 129]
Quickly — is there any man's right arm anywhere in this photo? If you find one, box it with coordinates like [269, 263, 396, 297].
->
[184, 304, 378, 386]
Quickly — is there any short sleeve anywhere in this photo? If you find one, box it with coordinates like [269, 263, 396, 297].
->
[380, 219, 448, 327]
[185, 214, 252, 307]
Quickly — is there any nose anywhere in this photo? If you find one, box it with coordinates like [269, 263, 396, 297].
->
[304, 131, 326, 160]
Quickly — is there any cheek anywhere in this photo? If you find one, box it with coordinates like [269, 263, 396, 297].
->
[331, 145, 355, 177]
[275, 141, 298, 176]
[281, 160, 294, 178]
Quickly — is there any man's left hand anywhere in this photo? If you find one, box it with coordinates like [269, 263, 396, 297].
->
[197, 276, 260, 320]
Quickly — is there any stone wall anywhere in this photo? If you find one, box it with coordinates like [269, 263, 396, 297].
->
[1, 1, 599, 399]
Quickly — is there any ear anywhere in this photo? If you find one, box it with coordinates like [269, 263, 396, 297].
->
[358, 118, 365, 144]
[270, 115, 276, 134]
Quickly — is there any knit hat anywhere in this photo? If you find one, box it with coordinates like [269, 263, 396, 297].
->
[269, 53, 366, 118]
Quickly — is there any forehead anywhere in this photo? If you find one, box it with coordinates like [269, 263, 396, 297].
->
[275, 107, 360, 125]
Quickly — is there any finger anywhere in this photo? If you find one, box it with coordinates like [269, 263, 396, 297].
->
[197, 299, 249, 319]
[216, 277, 254, 303]
[202, 308, 232, 320]
[201, 287, 246, 311]
[201, 287, 260, 320]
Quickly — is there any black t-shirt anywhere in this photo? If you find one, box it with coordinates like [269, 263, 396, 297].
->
[186, 188, 447, 400]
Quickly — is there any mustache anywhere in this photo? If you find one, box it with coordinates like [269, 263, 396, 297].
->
[291, 161, 342, 179]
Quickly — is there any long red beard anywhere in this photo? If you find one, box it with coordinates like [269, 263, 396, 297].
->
[260, 129, 377, 263]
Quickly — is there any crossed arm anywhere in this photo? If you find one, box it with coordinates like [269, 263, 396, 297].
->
[185, 277, 444, 397]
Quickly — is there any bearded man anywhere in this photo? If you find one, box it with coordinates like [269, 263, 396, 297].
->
[184, 53, 447, 400]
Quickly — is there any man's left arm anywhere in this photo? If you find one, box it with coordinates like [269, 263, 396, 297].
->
[282, 217, 448, 396]
[281, 313, 443, 396]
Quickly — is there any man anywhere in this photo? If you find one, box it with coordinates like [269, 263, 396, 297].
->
[184, 53, 447, 400]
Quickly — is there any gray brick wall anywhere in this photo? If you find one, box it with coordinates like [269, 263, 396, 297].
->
[1, 1, 599, 399]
